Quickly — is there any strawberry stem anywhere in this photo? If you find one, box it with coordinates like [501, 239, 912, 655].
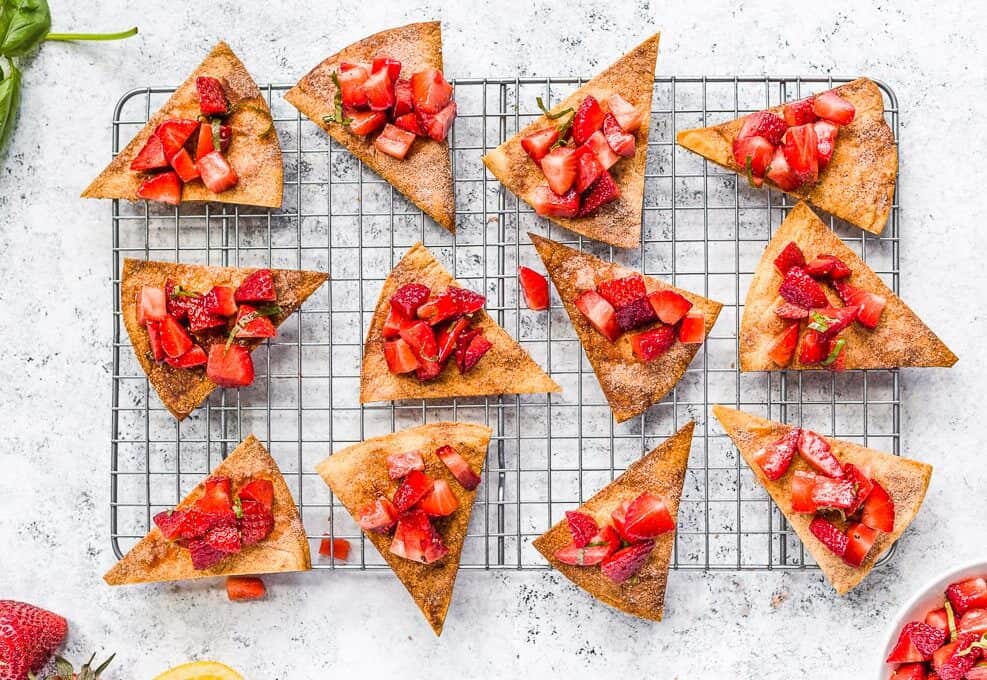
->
[44, 27, 138, 42]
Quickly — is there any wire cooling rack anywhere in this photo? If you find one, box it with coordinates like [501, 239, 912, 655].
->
[110, 75, 900, 572]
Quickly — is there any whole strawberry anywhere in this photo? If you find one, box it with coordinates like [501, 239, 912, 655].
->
[0, 600, 67, 680]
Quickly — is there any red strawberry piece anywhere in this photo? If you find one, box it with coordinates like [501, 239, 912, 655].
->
[239, 478, 274, 511]
[194, 122, 231, 162]
[948, 578, 987, 616]
[374, 123, 416, 159]
[521, 127, 560, 162]
[765, 145, 801, 191]
[362, 68, 395, 111]
[564, 510, 600, 548]
[775, 302, 809, 320]
[226, 576, 267, 601]
[390, 509, 449, 564]
[206, 343, 255, 387]
[540, 145, 578, 195]
[400, 321, 439, 363]
[959, 609, 987, 636]
[159, 315, 194, 358]
[842, 462, 874, 514]
[415, 360, 442, 383]
[449, 287, 485, 314]
[188, 537, 228, 570]
[532, 186, 580, 217]
[436, 444, 481, 490]
[805, 254, 852, 280]
[130, 134, 169, 172]
[574, 144, 604, 194]
[0, 600, 68, 680]
[648, 289, 693, 325]
[631, 325, 677, 362]
[163, 281, 188, 324]
[615, 296, 658, 332]
[934, 634, 984, 680]
[138, 286, 167, 324]
[197, 475, 233, 514]
[357, 497, 399, 533]
[779, 265, 828, 309]
[146, 321, 165, 362]
[153, 508, 190, 539]
[752, 428, 800, 480]
[834, 282, 886, 329]
[347, 109, 388, 136]
[843, 522, 877, 567]
[782, 124, 820, 185]
[808, 516, 847, 557]
[195, 150, 239, 194]
[336, 63, 370, 108]
[456, 332, 492, 374]
[390, 283, 430, 318]
[622, 492, 675, 540]
[926, 608, 950, 636]
[518, 266, 550, 311]
[384, 338, 419, 374]
[809, 306, 859, 339]
[419, 100, 457, 142]
[887, 621, 949, 663]
[813, 91, 856, 125]
[861, 479, 895, 532]
[798, 328, 827, 364]
[602, 112, 635, 157]
[416, 288, 477, 325]
[204, 522, 241, 554]
[571, 95, 605, 144]
[601, 540, 655, 584]
[607, 93, 643, 133]
[195, 76, 228, 116]
[393, 78, 414, 117]
[555, 526, 621, 566]
[798, 429, 844, 478]
[790, 470, 818, 513]
[154, 119, 200, 158]
[235, 269, 277, 303]
[583, 130, 619, 170]
[319, 536, 351, 561]
[137, 171, 182, 206]
[383, 307, 410, 339]
[410, 68, 453, 114]
[418, 479, 460, 517]
[678, 311, 706, 343]
[597, 274, 647, 309]
[393, 469, 435, 512]
[767, 323, 800, 367]
[203, 285, 237, 317]
[773, 241, 806, 275]
[386, 450, 425, 480]
[738, 111, 788, 146]
[783, 97, 817, 126]
[164, 345, 208, 368]
[810, 476, 858, 511]
[234, 304, 277, 338]
[814, 120, 839, 166]
[732, 135, 774, 177]
[610, 499, 633, 542]
[371, 56, 401, 81]
[393, 112, 426, 137]
[575, 290, 620, 342]
[436, 316, 470, 364]
[185, 296, 225, 333]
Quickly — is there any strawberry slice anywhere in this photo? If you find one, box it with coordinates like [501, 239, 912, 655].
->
[609, 499, 633, 542]
[843, 462, 874, 514]
[233, 304, 277, 338]
[574, 144, 604, 194]
[390, 283, 430, 318]
[843, 522, 877, 567]
[146, 321, 165, 361]
[159, 316, 194, 358]
[607, 93, 643, 133]
[399, 321, 439, 364]
[732, 136, 774, 178]
[798, 328, 827, 365]
[239, 478, 274, 511]
[393, 112, 426, 137]
[571, 95, 605, 144]
[416, 293, 459, 326]
[194, 122, 231, 162]
[130, 134, 169, 171]
[185, 294, 225, 332]
[631, 325, 676, 362]
[775, 302, 809, 320]
[169, 148, 199, 183]
[752, 428, 800, 481]
[195, 76, 228, 116]
[362, 68, 395, 111]
[347, 109, 388, 136]
[622, 492, 675, 540]
[767, 323, 800, 367]
[436, 316, 470, 364]
[336, 64, 370, 108]
[813, 120, 839, 166]
[531, 186, 580, 218]
[773, 241, 806, 275]
[583, 130, 619, 170]
[783, 98, 817, 126]
[834, 281, 886, 329]
[390, 509, 448, 564]
[392, 469, 434, 512]
[206, 343, 254, 387]
[418, 479, 460, 517]
[738, 111, 788, 145]
[959, 610, 987, 636]
[648, 289, 693, 325]
[238, 498, 275, 546]
[235, 269, 277, 303]
[435, 444, 481, 490]
[578, 171, 621, 216]
[810, 476, 858, 511]
[387, 450, 425, 480]
[790, 470, 818, 512]
[808, 516, 847, 557]
[932, 634, 982, 678]
[861, 479, 895, 532]
[808, 306, 859, 339]
[392, 78, 414, 117]
[615, 297, 658, 332]
[564, 511, 600, 548]
[540, 146, 578, 195]
[226, 576, 266, 601]
[164, 345, 207, 368]
[948, 578, 987, 615]
[419, 100, 457, 142]
[602, 112, 635, 157]
[597, 274, 646, 308]
[374, 123, 415, 160]
[137, 171, 182, 206]
[601, 540, 655, 584]
[812, 91, 855, 125]
[886, 622, 948, 663]
[455, 332, 491, 373]
[372, 56, 402, 81]
[798, 429, 844, 478]
[805, 254, 852, 280]
[154, 119, 200, 158]
[782, 124, 820, 185]
[518, 266, 550, 311]
[765, 145, 801, 191]
[555, 526, 621, 567]
[410, 68, 453, 114]
[521, 127, 560, 162]
[356, 497, 398, 533]
[678, 311, 706, 343]
[382, 307, 410, 339]
[319, 536, 351, 561]
[204, 523, 241, 554]
[196, 151, 239, 194]
[925, 608, 950, 637]
[779, 265, 828, 309]
[137, 286, 167, 324]
[203, 286, 237, 317]
[575, 290, 620, 342]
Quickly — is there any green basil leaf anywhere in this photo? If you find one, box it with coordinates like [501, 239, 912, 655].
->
[0, 0, 51, 57]
[0, 58, 22, 153]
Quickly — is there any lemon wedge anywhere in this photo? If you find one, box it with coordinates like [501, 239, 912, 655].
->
[152, 661, 244, 680]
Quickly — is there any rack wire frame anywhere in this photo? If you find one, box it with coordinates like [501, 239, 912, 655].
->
[110, 75, 900, 572]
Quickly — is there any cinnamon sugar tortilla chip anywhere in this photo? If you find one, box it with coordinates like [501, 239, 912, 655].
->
[83, 41, 283, 209]
[315, 422, 492, 635]
[104, 435, 311, 585]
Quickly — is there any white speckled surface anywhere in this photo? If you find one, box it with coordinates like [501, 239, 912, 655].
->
[1, 1, 984, 677]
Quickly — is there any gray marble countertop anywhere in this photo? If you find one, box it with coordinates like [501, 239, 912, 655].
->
[2, 1, 984, 677]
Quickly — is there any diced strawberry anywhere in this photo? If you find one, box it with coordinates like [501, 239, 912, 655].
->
[926, 608, 950, 636]
[448, 287, 485, 316]
[861, 480, 895, 532]
[239, 478, 274, 511]
[797, 429, 843, 478]
[809, 306, 859, 339]
[233, 304, 277, 338]
[137, 286, 167, 324]
[158, 315, 193, 358]
[382, 307, 409, 339]
[583, 130, 620, 170]
[609, 499, 633, 542]
[347, 109, 388, 136]
[168, 148, 199, 182]
[572, 95, 606, 144]
[575, 290, 620, 342]
[201, 286, 237, 317]
[410, 68, 453, 114]
[184, 294, 224, 332]
[813, 91, 855, 125]
[753, 429, 800, 481]
[518, 266, 550, 311]
[809, 516, 847, 557]
[813, 120, 839, 166]
[417, 294, 460, 326]
[372, 56, 402, 81]
[390, 509, 448, 564]
[933, 634, 982, 679]
[130, 134, 169, 171]
[811, 476, 858, 511]
[146, 321, 165, 361]
[597, 274, 646, 308]
[384, 338, 420, 374]
[805, 254, 852, 280]
[521, 127, 560, 162]
[238, 502, 274, 547]
[374, 123, 415, 160]
[356, 497, 398, 533]
[419, 100, 457, 142]
[790, 470, 818, 512]
[960, 609, 987, 636]
[393, 112, 426, 137]
[392, 469, 435, 512]
[154, 119, 200, 158]
[225, 576, 266, 601]
[601, 540, 655, 584]
[773, 241, 806, 275]
[540, 146, 578, 195]
[631, 325, 677, 362]
[555, 525, 621, 565]
[834, 282, 886, 329]
[436, 316, 470, 364]
[164, 345, 208, 368]
[362, 68, 395, 111]
[337, 64, 370, 108]
[206, 343, 254, 387]
[678, 311, 706, 343]
[531, 186, 580, 218]
[798, 328, 827, 364]
[153, 509, 190, 539]
[948, 578, 987, 616]
[622, 492, 675, 540]
[739, 111, 788, 146]
[235, 269, 277, 303]
[399, 321, 439, 364]
[386, 451, 425, 480]
[843, 463, 874, 514]
[886, 621, 949, 663]
[436, 444, 481, 490]
[615, 297, 658, 332]
[767, 323, 800, 366]
[779, 265, 828, 309]
[392, 78, 414, 117]
[137, 171, 182, 206]
[455, 332, 492, 374]
[648, 289, 693, 325]
[564, 511, 599, 548]
[196, 151, 239, 194]
[775, 302, 809, 320]
[607, 93, 643, 133]
[164, 279, 192, 321]
[782, 124, 820, 185]
[732, 135, 774, 177]
[578, 171, 621, 216]
[194, 122, 231, 162]
[783, 98, 817, 127]
[889, 664, 928, 680]
[195, 76, 228, 116]
[574, 144, 604, 194]
[418, 479, 460, 517]
[765, 145, 801, 191]
[197, 476, 234, 515]
[389, 283, 429, 319]
[319, 536, 351, 561]
[602, 112, 635, 157]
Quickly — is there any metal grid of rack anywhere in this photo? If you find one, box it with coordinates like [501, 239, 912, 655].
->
[110, 75, 900, 571]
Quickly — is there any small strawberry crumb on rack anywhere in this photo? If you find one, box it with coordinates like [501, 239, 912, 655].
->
[225, 576, 267, 602]
[319, 536, 351, 561]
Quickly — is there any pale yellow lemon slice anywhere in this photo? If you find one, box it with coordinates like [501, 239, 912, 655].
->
[152, 661, 244, 680]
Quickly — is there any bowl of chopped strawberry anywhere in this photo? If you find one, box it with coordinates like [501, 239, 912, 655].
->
[877, 560, 987, 679]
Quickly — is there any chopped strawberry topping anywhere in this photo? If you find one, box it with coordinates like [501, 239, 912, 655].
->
[834, 281, 886, 329]
[238, 498, 274, 546]
[372, 56, 402, 81]
[798, 328, 827, 364]
[418, 479, 460, 517]
[194, 122, 231, 162]
[169, 148, 199, 182]
[410, 68, 453, 114]
[356, 497, 398, 533]
[790, 470, 818, 513]
[154, 119, 200, 158]
[781, 124, 820, 185]
[574, 144, 604, 193]
[805, 254, 852, 280]
[206, 343, 254, 388]
[362, 68, 395, 111]
[195, 151, 239, 194]
[648, 289, 693, 325]
[390, 509, 449, 564]
[392, 469, 435, 512]
[810, 475, 858, 511]
[571, 95, 605, 144]
[600, 540, 654, 584]
[390, 283, 430, 318]
[393, 112, 426, 137]
[732, 135, 774, 177]
[615, 296, 658, 332]
[336, 64, 370, 108]
[738, 111, 788, 146]
[775, 302, 809, 320]
[164, 345, 208, 368]
[518, 266, 550, 311]
[812, 91, 855, 125]
[531, 186, 580, 218]
[597, 274, 647, 308]
[392, 78, 414, 117]
[783, 97, 817, 126]
[765, 145, 800, 191]
[347, 109, 388, 136]
[399, 321, 439, 364]
[779, 265, 828, 309]
[185, 295, 225, 332]
[146, 321, 165, 362]
[808, 516, 847, 557]
[195, 76, 228, 116]
[374, 123, 416, 159]
[583, 130, 620, 170]
[677, 311, 706, 343]
[813, 120, 839, 166]
[234, 304, 277, 338]
[575, 290, 620, 342]
[420, 101, 457, 142]
[386, 450, 425, 480]
[138, 286, 167, 324]
[564, 511, 600, 548]
[137, 171, 182, 206]
[767, 323, 800, 366]
[752, 428, 799, 480]
[607, 93, 643, 133]
[435, 444, 481, 490]
[773, 242, 806, 275]
[555, 526, 621, 566]
[842, 522, 876, 567]
[131, 134, 169, 172]
[436, 316, 470, 364]
[159, 316, 194, 358]
[842, 463, 874, 514]
[808, 306, 858, 339]
[798, 429, 844, 478]
[602, 113, 635, 157]
[861, 479, 895, 532]
[631, 325, 676, 362]
[235, 269, 277, 303]
[319, 536, 351, 561]
[622, 492, 675, 540]
[521, 127, 560, 162]
[203, 286, 237, 316]
[540, 146, 578, 195]
[578, 171, 621, 216]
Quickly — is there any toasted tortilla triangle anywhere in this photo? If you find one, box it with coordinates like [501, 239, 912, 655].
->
[482, 34, 659, 248]
[104, 434, 311, 585]
[676, 78, 897, 235]
[712, 405, 931, 595]
[284, 22, 455, 232]
[360, 242, 559, 403]
[83, 41, 283, 208]
[315, 422, 492, 635]
[121, 258, 328, 420]
[530, 233, 722, 422]
[533, 421, 694, 621]
[740, 202, 956, 370]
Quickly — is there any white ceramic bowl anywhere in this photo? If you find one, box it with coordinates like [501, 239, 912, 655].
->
[874, 558, 987, 679]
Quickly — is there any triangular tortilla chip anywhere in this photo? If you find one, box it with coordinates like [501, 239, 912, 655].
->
[482, 34, 659, 248]
[530, 233, 722, 422]
[360, 243, 559, 403]
[533, 421, 694, 621]
[121, 258, 328, 420]
[285, 22, 456, 232]
[712, 405, 931, 595]
[104, 434, 311, 585]
[677, 78, 897, 235]
[315, 422, 492, 635]
[83, 41, 283, 208]
[740, 202, 956, 370]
